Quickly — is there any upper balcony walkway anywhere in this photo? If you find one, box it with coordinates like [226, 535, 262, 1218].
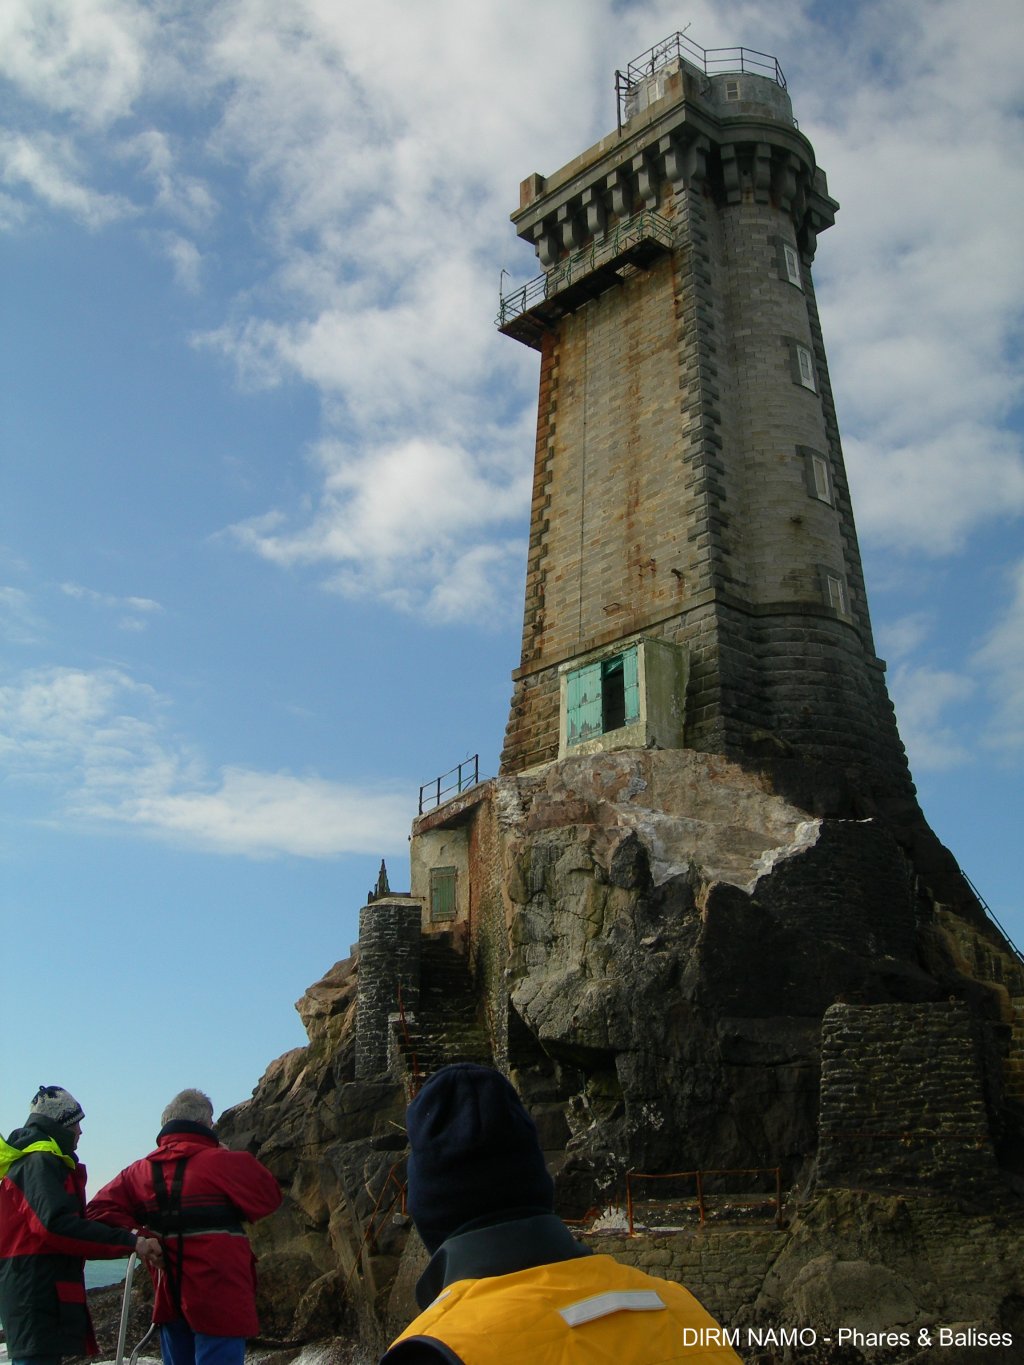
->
[497, 208, 674, 349]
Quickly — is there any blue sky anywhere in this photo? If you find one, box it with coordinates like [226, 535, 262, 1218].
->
[2, 0, 1022, 1192]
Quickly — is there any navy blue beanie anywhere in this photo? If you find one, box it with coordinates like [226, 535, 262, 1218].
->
[405, 1064, 555, 1254]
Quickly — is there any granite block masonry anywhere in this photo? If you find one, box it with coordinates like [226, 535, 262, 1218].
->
[497, 46, 912, 827]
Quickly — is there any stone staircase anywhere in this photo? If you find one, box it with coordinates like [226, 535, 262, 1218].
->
[1011, 997, 1024, 1105]
[936, 908, 1024, 1104]
[389, 932, 492, 1089]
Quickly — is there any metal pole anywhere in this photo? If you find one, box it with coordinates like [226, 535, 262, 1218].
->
[775, 1167, 783, 1228]
[114, 1252, 138, 1365]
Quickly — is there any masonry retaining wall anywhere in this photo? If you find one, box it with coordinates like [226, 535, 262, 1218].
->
[817, 1002, 1000, 1196]
[355, 899, 422, 1080]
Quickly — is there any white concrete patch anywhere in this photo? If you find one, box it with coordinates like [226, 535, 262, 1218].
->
[589, 1204, 631, 1231]
[749, 819, 823, 892]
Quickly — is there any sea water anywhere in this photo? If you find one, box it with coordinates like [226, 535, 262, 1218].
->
[87, 1258, 131, 1290]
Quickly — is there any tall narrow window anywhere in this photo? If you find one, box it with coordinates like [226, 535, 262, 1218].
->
[801, 447, 833, 504]
[826, 574, 848, 616]
[797, 344, 816, 391]
[811, 454, 831, 501]
[430, 866, 457, 922]
[773, 238, 803, 290]
[783, 243, 802, 288]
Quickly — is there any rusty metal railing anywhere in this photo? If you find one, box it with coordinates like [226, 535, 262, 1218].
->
[344, 1159, 408, 1294]
[625, 1166, 784, 1234]
[395, 980, 423, 1095]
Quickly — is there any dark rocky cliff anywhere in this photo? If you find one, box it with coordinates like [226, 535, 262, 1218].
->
[220, 749, 1024, 1363]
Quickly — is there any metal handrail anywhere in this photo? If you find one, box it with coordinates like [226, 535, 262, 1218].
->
[961, 870, 1024, 968]
[622, 31, 785, 92]
[343, 1158, 408, 1294]
[395, 980, 422, 1094]
[497, 209, 673, 329]
[625, 1166, 784, 1234]
[616, 33, 786, 132]
[418, 754, 480, 814]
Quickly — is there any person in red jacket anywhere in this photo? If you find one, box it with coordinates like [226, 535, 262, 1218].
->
[88, 1089, 281, 1365]
[0, 1085, 162, 1365]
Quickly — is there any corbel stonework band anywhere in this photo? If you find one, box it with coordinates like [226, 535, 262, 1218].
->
[517, 116, 833, 276]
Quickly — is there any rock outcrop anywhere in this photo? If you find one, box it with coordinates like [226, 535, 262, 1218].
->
[220, 749, 1024, 1363]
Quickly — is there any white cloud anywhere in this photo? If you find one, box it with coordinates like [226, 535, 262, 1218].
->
[99, 767, 410, 858]
[797, 0, 1024, 555]
[975, 559, 1024, 750]
[124, 130, 217, 230]
[158, 231, 203, 292]
[2, 0, 1021, 618]
[0, 0, 152, 128]
[888, 661, 976, 772]
[230, 430, 532, 623]
[0, 131, 133, 227]
[60, 581, 164, 630]
[0, 665, 412, 857]
[0, 586, 43, 646]
[842, 427, 1024, 556]
[421, 542, 527, 625]
[0, 666, 159, 769]
[184, 0, 612, 619]
[875, 613, 935, 664]
[0, 188, 28, 230]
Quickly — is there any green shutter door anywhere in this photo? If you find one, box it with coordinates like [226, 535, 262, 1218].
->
[430, 867, 457, 922]
[566, 662, 602, 745]
[622, 646, 640, 724]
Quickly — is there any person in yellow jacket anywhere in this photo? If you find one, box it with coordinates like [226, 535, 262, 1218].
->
[380, 1064, 740, 1364]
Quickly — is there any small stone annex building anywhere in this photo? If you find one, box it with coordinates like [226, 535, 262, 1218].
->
[226, 33, 1024, 1357]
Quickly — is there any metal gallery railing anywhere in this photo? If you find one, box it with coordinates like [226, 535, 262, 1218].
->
[497, 209, 673, 330]
[418, 754, 480, 814]
[616, 31, 786, 129]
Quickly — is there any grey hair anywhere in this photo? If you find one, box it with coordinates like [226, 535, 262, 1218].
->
[161, 1088, 215, 1128]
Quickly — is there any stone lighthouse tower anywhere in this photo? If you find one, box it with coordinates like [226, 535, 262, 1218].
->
[355, 35, 1021, 1261]
[498, 35, 914, 822]
[229, 39, 1024, 1315]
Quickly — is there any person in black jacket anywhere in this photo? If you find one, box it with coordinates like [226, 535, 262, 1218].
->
[381, 1064, 741, 1364]
[0, 1085, 162, 1365]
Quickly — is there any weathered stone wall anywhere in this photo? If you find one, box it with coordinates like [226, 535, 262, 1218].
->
[817, 1002, 1001, 1195]
[743, 819, 918, 965]
[584, 1227, 785, 1327]
[718, 202, 845, 611]
[752, 610, 911, 802]
[498, 63, 917, 817]
[355, 899, 422, 1079]
[749, 1188, 1024, 1359]
[465, 780, 512, 1069]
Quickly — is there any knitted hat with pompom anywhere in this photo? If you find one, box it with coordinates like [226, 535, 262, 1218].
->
[29, 1086, 84, 1129]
